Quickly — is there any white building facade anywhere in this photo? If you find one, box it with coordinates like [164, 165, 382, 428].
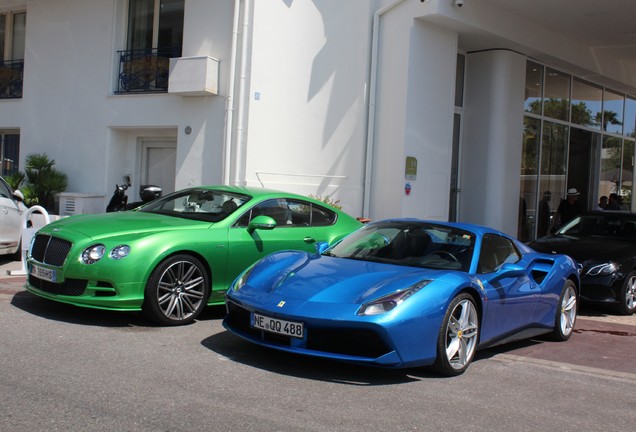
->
[1, 0, 635, 240]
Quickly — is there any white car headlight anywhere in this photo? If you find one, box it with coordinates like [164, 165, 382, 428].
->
[81, 244, 105, 264]
[585, 262, 619, 276]
[110, 245, 131, 260]
[357, 280, 431, 316]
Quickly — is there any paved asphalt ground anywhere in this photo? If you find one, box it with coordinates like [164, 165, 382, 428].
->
[2, 257, 636, 431]
[1, 256, 635, 377]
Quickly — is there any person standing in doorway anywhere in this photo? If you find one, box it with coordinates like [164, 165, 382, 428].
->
[556, 188, 583, 227]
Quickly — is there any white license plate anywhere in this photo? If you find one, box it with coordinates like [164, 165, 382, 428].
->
[30, 264, 56, 282]
[252, 313, 304, 339]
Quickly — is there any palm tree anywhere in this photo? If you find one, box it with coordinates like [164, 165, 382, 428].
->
[23, 153, 68, 211]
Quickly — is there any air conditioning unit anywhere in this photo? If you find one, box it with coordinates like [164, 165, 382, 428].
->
[58, 193, 105, 216]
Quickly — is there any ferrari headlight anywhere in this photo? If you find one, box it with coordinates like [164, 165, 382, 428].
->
[110, 245, 131, 260]
[232, 264, 255, 291]
[357, 280, 431, 316]
[81, 244, 106, 264]
[585, 262, 619, 276]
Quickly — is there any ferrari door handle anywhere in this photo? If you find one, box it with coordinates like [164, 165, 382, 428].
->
[304, 237, 316, 243]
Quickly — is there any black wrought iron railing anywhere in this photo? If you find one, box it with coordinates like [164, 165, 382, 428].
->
[115, 47, 180, 94]
[0, 59, 24, 99]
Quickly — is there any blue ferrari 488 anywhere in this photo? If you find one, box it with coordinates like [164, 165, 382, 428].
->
[223, 219, 580, 375]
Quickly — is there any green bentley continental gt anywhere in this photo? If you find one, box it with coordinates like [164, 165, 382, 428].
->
[26, 186, 362, 325]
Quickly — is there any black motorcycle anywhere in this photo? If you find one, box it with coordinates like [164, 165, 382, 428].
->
[107, 181, 162, 212]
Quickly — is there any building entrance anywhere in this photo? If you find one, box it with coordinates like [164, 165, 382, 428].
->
[567, 128, 600, 211]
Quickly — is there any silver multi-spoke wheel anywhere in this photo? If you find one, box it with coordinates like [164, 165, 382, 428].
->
[558, 284, 577, 338]
[445, 298, 479, 370]
[620, 272, 636, 315]
[143, 255, 210, 326]
[552, 280, 577, 341]
[434, 294, 479, 376]
[157, 260, 205, 321]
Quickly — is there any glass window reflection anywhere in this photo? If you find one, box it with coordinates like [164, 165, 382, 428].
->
[622, 140, 634, 209]
[519, 117, 540, 241]
[624, 96, 636, 137]
[539, 122, 568, 235]
[524, 61, 543, 115]
[603, 90, 624, 134]
[599, 136, 623, 200]
[571, 78, 602, 129]
[544, 68, 570, 121]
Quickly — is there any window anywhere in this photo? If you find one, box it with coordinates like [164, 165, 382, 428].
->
[0, 175, 12, 198]
[544, 68, 570, 122]
[519, 117, 541, 241]
[127, 0, 183, 57]
[0, 12, 25, 99]
[571, 78, 602, 129]
[520, 60, 636, 240]
[117, 0, 184, 93]
[235, 199, 337, 228]
[603, 89, 625, 134]
[625, 96, 636, 137]
[477, 234, 521, 274]
[0, 133, 19, 176]
[524, 61, 543, 115]
[0, 11, 25, 61]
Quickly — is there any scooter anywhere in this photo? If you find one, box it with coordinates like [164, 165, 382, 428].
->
[106, 177, 162, 212]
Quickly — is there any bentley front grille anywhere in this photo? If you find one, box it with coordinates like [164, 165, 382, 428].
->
[31, 234, 72, 267]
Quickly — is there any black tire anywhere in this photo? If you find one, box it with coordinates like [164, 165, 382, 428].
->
[142, 254, 210, 326]
[433, 293, 479, 376]
[617, 271, 636, 316]
[551, 280, 577, 341]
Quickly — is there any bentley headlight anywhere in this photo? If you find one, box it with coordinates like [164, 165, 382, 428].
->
[110, 245, 131, 260]
[357, 280, 431, 316]
[81, 244, 106, 264]
[585, 262, 619, 276]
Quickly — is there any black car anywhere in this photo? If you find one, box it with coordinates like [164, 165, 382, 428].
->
[529, 211, 636, 315]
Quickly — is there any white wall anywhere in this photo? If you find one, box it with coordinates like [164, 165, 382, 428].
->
[0, 0, 233, 206]
[243, 0, 375, 217]
[371, 3, 458, 221]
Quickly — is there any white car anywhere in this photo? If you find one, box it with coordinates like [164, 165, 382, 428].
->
[0, 177, 26, 260]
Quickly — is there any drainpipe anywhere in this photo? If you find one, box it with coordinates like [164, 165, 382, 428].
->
[363, 0, 406, 217]
[233, 0, 251, 186]
[223, 0, 241, 185]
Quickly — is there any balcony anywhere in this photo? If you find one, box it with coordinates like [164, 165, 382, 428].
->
[168, 56, 219, 96]
[0, 60, 24, 99]
[115, 48, 179, 94]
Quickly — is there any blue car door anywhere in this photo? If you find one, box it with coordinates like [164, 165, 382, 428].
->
[476, 234, 540, 343]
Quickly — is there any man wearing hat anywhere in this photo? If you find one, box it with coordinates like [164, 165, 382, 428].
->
[556, 187, 583, 227]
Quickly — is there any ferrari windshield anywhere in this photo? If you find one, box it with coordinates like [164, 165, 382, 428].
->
[327, 221, 475, 271]
[558, 212, 636, 241]
[139, 188, 251, 222]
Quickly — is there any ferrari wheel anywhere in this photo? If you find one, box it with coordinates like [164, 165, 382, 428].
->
[551, 280, 577, 341]
[143, 254, 210, 326]
[433, 293, 479, 376]
[618, 271, 636, 315]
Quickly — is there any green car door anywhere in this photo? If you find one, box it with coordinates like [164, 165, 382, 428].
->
[223, 198, 320, 295]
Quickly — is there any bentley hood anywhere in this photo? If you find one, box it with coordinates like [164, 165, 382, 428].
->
[39, 212, 208, 240]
